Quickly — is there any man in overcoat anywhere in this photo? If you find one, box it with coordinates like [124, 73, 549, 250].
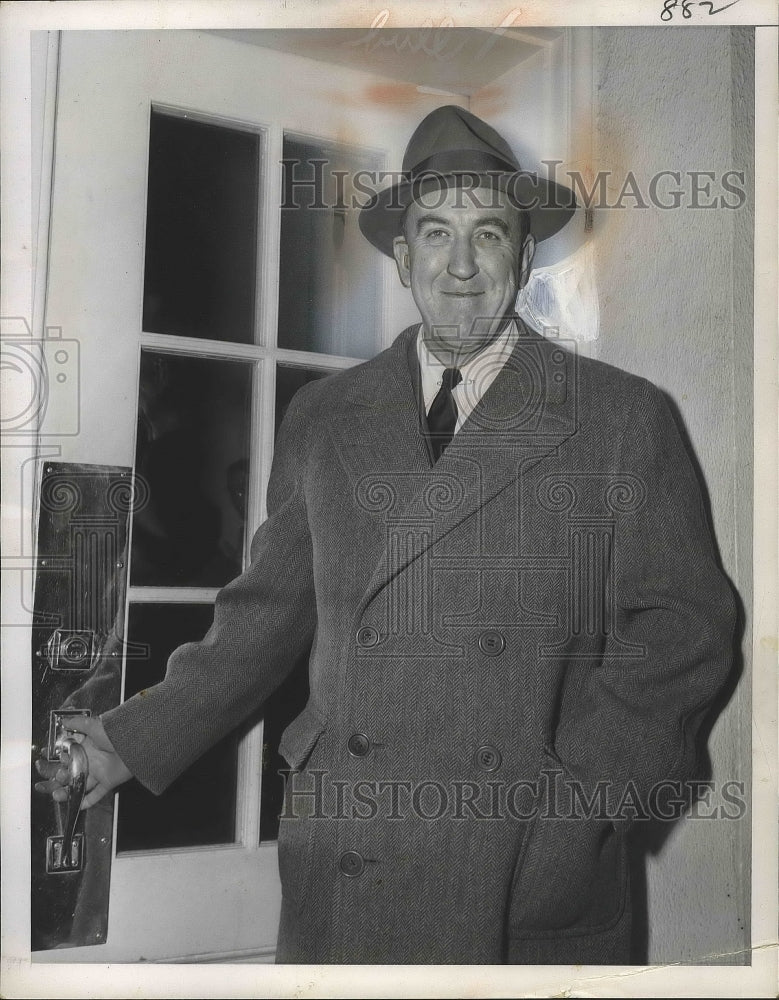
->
[37, 106, 736, 965]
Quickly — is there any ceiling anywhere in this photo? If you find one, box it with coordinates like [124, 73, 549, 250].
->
[207, 27, 563, 97]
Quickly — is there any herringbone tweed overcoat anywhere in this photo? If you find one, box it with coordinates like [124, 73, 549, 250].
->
[102, 322, 736, 965]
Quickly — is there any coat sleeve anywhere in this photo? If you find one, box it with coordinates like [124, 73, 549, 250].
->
[552, 377, 736, 802]
[508, 378, 737, 934]
[100, 385, 319, 795]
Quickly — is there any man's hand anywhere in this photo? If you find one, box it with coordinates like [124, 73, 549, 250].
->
[34, 715, 133, 809]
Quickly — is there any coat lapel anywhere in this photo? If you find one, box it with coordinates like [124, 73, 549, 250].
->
[327, 325, 431, 486]
[342, 321, 580, 615]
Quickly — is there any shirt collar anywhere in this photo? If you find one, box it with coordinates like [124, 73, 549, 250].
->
[416, 319, 519, 410]
[417, 320, 518, 374]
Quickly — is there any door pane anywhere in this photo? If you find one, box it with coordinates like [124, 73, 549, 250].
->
[142, 110, 260, 344]
[131, 351, 253, 587]
[116, 603, 239, 852]
[278, 135, 382, 359]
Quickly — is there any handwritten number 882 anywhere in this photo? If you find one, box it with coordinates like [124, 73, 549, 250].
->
[662, 0, 739, 18]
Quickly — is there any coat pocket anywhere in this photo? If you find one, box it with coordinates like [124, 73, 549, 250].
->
[276, 701, 327, 914]
[506, 745, 629, 938]
[278, 700, 326, 771]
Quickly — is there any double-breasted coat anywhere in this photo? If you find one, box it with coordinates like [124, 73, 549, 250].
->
[102, 321, 736, 964]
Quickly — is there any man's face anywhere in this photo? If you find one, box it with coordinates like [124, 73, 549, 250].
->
[393, 185, 535, 360]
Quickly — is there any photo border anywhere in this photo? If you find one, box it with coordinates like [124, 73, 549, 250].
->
[1, 2, 776, 997]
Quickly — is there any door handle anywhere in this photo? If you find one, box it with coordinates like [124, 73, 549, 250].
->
[46, 737, 89, 874]
[60, 738, 89, 866]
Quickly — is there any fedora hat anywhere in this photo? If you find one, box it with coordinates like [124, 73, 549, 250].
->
[359, 105, 577, 257]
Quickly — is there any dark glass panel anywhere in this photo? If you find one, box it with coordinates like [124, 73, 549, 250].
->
[274, 363, 331, 435]
[116, 603, 239, 852]
[279, 136, 382, 359]
[131, 351, 252, 587]
[143, 111, 259, 343]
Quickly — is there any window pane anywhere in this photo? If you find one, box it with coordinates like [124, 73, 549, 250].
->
[143, 111, 260, 343]
[275, 363, 331, 435]
[131, 351, 252, 587]
[278, 136, 382, 359]
[116, 603, 239, 852]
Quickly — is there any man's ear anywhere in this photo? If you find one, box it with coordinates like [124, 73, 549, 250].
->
[393, 236, 412, 288]
[518, 234, 536, 290]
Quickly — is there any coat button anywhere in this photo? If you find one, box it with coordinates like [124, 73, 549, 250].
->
[347, 733, 371, 757]
[478, 630, 505, 656]
[338, 851, 365, 877]
[473, 745, 502, 772]
[356, 626, 380, 648]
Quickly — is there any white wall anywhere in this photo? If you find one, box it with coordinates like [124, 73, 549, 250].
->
[470, 31, 599, 351]
[591, 27, 753, 964]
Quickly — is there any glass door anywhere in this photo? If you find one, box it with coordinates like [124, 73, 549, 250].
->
[120, 107, 384, 862]
[35, 28, 458, 962]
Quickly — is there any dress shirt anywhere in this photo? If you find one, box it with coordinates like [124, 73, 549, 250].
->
[416, 320, 520, 433]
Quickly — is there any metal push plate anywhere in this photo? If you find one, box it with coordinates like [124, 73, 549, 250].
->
[31, 462, 135, 951]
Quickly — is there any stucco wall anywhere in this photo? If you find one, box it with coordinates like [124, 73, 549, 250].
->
[592, 27, 753, 964]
